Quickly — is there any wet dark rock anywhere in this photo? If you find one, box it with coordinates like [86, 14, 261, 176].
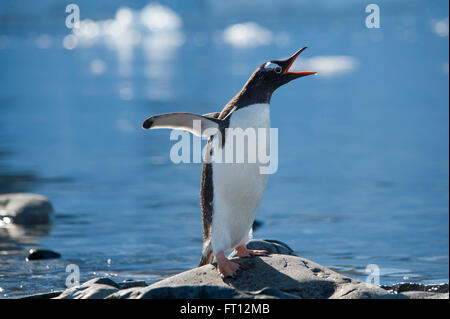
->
[252, 219, 263, 231]
[21, 291, 64, 299]
[381, 282, 449, 294]
[27, 249, 61, 260]
[228, 239, 296, 258]
[0, 193, 53, 225]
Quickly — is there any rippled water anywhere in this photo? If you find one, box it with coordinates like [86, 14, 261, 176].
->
[0, 0, 448, 298]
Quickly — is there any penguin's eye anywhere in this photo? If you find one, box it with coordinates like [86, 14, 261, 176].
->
[274, 66, 282, 74]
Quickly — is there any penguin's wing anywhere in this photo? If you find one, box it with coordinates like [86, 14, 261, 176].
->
[202, 112, 221, 119]
[142, 112, 222, 137]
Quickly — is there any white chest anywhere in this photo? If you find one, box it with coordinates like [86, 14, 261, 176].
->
[210, 103, 271, 253]
[228, 103, 271, 131]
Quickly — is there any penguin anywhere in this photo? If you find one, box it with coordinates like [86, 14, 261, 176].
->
[142, 48, 316, 277]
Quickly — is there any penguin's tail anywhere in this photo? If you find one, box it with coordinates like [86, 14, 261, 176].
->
[198, 240, 214, 267]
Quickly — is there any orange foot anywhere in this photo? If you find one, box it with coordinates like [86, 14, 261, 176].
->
[216, 251, 240, 278]
[235, 245, 268, 258]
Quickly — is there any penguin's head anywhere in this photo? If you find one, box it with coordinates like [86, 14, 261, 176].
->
[245, 47, 316, 95]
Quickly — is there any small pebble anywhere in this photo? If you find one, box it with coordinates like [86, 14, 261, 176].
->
[27, 249, 61, 261]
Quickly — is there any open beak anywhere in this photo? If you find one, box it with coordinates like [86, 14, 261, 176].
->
[281, 47, 316, 79]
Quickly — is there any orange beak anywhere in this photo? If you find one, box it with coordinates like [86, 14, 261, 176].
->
[283, 47, 316, 76]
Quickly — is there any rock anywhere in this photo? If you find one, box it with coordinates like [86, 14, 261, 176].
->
[228, 239, 296, 258]
[331, 282, 392, 299]
[21, 291, 64, 299]
[107, 285, 301, 299]
[108, 285, 241, 299]
[142, 258, 331, 298]
[141, 239, 386, 299]
[27, 249, 61, 260]
[0, 193, 53, 225]
[243, 287, 301, 299]
[380, 282, 449, 299]
[118, 280, 147, 290]
[381, 282, 449, 294]
[55, 277, 120, 299]
[43, 240, 448, 299]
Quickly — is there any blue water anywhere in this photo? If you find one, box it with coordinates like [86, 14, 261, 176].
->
[0, 0, 448, 298]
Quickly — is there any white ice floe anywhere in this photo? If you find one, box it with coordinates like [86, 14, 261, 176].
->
[62, 34, 78, 50]
[63, 2, 185, 57]
[291, 56, 359, 77]
[73, 19, 100, 40]
[63, 2, 185, 89]
[431, 17, 449, 37]
[140, 2, 182, 32]
[223, 22, 273, 48]
[116, 7, 133, 27]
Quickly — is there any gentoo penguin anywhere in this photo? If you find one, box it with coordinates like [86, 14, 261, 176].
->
[142, 48, 316, 277]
